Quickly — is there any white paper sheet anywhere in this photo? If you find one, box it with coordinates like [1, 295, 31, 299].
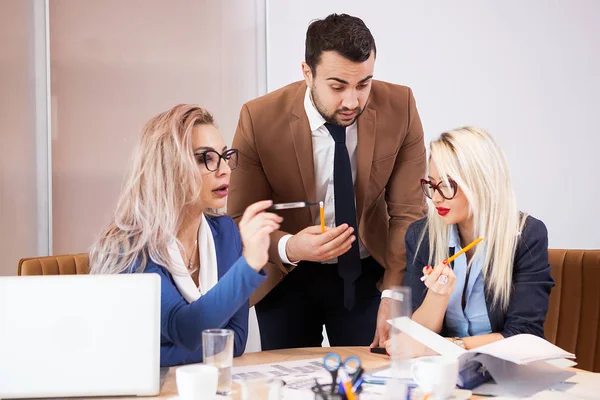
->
[472, 354, 575, 397]
[470, 334, 575, 365]
[545, 358, 578, 369]
[387, 317, 575, 366]
[232, 358, 327, 381]
[478, 371, 600, 400]
[546, 371, 600, 399]
[387, 317, 466, 358]
[387, 317, 579, 398]
[363, 362, 416, 385]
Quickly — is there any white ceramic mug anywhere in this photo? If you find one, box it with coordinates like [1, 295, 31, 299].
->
[176, 364, 219, 400]
[410, 356, 458, 400]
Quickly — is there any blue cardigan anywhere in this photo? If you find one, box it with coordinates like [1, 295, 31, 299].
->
[405, 215, 554, 339]
[131, 215, 266, 367]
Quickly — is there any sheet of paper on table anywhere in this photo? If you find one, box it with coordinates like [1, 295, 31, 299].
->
[231, 357, 390, 399]
[475, 370, 600, 399]
[232, 358, 327, 381]
[385, 317, 576, 398]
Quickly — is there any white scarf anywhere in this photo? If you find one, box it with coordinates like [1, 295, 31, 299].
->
[168, 213, 219, 303]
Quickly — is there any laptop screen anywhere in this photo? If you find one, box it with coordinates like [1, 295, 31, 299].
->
[0, 273, 161, 398]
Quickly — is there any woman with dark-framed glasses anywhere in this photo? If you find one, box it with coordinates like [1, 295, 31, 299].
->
[395, 126, 553, 353]
[89, 104, 282, 366]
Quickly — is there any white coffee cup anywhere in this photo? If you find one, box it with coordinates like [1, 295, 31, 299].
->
[176, 364, 219, 400]
[410, 356, 458, 400]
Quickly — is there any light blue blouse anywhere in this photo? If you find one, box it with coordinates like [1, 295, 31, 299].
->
[445, 225, 492, 337]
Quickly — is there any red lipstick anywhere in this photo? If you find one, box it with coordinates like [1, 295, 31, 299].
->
[436, 207, 450, 216]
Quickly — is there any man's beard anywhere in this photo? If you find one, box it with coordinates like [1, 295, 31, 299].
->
[311, 87, 363, 127]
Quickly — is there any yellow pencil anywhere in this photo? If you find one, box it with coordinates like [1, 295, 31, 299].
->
[338, 369, 357, 400]
[444, 237, 484, 265]
[420, 236, 484, 281]
[319, 201, 325, 233]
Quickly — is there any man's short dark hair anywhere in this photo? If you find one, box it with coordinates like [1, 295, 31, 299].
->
[305, 13, 376, 75]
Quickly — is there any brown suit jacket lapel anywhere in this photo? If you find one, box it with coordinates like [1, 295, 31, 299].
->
[290, 84, 317, 222]
[355, 107, 376, 223]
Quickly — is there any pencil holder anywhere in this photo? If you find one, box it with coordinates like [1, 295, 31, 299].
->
[312, 382, 359, 400]
[311, 383, 343, 399]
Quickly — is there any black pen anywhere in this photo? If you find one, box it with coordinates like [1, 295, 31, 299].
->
[369, 347, 388, 355]
[351, 366, 364, 386]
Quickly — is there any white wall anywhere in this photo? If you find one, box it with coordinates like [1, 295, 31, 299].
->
[266, 0, 600, 249]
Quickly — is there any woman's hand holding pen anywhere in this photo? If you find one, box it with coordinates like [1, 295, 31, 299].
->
[409, 262, 456, 335]
[286, 224, 355, 263]
[422, 262, 456, 296]
[240, 200, 283, 271]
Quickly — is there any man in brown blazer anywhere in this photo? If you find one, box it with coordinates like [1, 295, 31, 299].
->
[228, 13, 427, 350]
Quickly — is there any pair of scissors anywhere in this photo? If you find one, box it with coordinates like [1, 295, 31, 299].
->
[323, 353, 361, 395]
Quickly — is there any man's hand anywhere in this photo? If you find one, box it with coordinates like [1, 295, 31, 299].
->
[370, 297, 391, 348]
[285, 224, 355, 263]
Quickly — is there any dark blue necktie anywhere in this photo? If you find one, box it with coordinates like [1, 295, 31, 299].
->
[324, 122, 361, 310]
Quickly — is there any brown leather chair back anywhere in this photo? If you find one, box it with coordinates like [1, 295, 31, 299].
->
[18, 253, 89, 276]
[545, 249, 600, 372]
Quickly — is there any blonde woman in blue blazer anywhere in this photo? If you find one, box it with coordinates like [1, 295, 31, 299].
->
[90, 105, 282, 366]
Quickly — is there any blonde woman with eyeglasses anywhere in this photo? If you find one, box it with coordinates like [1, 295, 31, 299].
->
[89, 104, 281, 366]
[400, 126, 554, 352]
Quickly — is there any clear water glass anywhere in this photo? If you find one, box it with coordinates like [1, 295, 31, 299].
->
[202, 328, 234, 395]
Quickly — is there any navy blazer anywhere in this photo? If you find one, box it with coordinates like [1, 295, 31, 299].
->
[130, 215, 266, 367]
[405, 215, 554, 338]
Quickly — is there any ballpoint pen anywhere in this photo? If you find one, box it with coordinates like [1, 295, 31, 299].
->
[265, 201, 318, 211]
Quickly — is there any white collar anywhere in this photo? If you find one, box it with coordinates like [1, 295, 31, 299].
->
[304, 87, 327, 132]
[168, 213, 219, 303]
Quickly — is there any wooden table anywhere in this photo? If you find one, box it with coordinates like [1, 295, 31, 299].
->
[131, 346, 483, 399]
[64, 346, 586, 399]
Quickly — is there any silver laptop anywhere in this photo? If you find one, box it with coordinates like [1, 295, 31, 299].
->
[0, 273, 161, 398]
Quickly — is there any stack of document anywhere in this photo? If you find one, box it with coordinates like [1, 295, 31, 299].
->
[386, 317, 577, 398]
[475, 371, 600, 399]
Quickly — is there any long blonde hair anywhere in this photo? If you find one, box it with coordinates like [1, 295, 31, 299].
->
[421, 127, 526, 311]
[89, 104, 215, 275]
